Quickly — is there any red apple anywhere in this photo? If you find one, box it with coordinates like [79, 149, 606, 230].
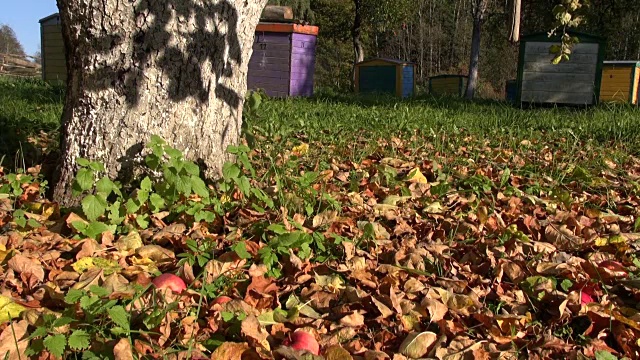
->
[152, 273, 187, 293]
[285, 330, 320, 355]
[213, 296, 233, 305]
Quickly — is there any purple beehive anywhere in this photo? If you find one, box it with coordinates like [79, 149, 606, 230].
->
[248, 22, 318, 97]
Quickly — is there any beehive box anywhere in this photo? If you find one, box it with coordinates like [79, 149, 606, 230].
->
[505, 79, 517, 103]
[428, 75, 468, 97]
[39, 13, 66, 84]
[516, 31, 605, 105]
[248, 23, 318, 97]
[354, 58, 415, 98]
[599, 61, 640, 104]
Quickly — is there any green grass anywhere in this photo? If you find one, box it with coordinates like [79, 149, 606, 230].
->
[2, 74, 640, 177]
[0, 76, 64, 168]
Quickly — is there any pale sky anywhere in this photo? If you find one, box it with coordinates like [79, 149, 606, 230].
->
[0, 0, 59, 56]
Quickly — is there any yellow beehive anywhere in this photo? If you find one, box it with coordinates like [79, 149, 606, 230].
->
[428, 75, 467, 97]
[599, 61, 640, 104]
[39, 13, 66, 84]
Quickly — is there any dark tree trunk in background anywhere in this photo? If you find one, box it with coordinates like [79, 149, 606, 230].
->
[465, 0, 487, 100]
[351, 0, 364, 88]
[53, 0, 268, 205]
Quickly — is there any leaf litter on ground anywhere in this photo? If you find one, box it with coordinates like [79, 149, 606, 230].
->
[1, 125, 640, 359]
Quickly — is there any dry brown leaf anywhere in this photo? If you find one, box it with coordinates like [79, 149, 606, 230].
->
[241, 315, 271, 351]
[113, 338, 134, 360]
[421, 298, 448, 322]
[325, 345, 354, 360]
[135, 245, 175, 263]
[313, 210, 338, 228]
[7, 254, 45, 282]
[211, 342, 260, 360]
[364, 350, 391, 360]
[340, 311, 365, 327]
[0, 320, 28, 359]
[372, 296, 394, 319]
[544, 224, 584, 250]
[398, 331, 437, 358]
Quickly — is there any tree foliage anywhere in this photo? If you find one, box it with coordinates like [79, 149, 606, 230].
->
[0, 24, 25, 56]
[305, 0, 640, 97]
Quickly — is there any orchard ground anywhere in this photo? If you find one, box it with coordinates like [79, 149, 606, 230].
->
[1, 75, 640, 359]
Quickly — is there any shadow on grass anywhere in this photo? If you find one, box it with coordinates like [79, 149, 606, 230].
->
[0, 77, 63, 170]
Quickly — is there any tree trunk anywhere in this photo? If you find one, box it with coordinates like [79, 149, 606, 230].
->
[351, 0, 364, 88]
[418, 5, 424, 82]
[508, 0, 521, 43]
[465, 0, 486, 100]
[53, 0, 267, 205]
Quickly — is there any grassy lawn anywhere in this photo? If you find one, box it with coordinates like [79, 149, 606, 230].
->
[0, 77, 63, 168]
[1, 77, 640, 358]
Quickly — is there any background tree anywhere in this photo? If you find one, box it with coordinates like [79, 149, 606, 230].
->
[53, 0, 268, 205]
[350, 0, 412, 86]
[0, 24, 25, 56]
[464, 0, 489, 99]
[267, 0, 314, 22]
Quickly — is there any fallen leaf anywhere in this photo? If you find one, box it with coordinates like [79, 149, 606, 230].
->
[135, 245, 175, 263]
[399, 331, 437, 358]
[0, 320, 28, 359]
[113, 338, 134, 360]
[7, 254, 45, 282]
[211, 342, 260, 360]
[421, 298, 448, 322]
[241, 315, 271, 351]
[115, 231, 143, 253]
[325, 345, 353, 360]
[406, 167, 428, 184]
[340, 311, 365, 327]
[0, 296, 26, 323]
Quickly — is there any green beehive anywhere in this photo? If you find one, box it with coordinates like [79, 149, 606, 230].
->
[354, 58, 415, 98]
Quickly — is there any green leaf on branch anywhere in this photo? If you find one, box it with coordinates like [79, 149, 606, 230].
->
[82, 195, 107, 221]
[43, 334, 66, 358]
[68, 329, 90, 351]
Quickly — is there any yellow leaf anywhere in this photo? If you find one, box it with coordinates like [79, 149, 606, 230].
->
[594, 237, 608, 247]
[72, 257, 95, 273]
[314, 273, 345, 293]
[292, 143, 309, 156]
[115, 231, 143, 253]
[609, 235, 626, 244]
[0, 296, 26, 324]
[0, 244, 10, 263]
[406, 167, 428, 184]
[424, 201, 445, 214]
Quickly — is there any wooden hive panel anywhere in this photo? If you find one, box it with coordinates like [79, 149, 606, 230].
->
[599, 64, 639, 104]
[289, 33, 317, 97]
[41, 23, 66, 83]
[401, 65, 414, 98]
[358, 65, 397, 95]
[520, 42, 600, 105]
[247, 32, 292, 97]
[429, 76, 465, 97]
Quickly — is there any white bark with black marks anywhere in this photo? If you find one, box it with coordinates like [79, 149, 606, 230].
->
[53, 0, 268, 205]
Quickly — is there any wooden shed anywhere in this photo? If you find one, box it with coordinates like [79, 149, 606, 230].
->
[248, 23, 318, 98]
[355, 58, 415, 98]
[516, 31, 605, 106]
[599, 61, 640, 104]
[428, 75, 468, 97]
[39, 13, 66, 84]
